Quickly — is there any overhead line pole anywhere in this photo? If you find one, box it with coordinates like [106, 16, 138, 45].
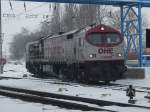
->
[0, 0, 3, 74]
[138, 2, 143, 67]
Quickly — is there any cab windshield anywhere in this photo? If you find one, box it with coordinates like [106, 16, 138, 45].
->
[106, 34, 120, 44]
[88, 33, 103, 45]
[87, 33, 121, 46]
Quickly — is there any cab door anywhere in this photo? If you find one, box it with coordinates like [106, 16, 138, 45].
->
[75, 35, 85, 61]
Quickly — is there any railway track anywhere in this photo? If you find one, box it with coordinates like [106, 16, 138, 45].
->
[0, 85, 150, 111]
[0, 85, 115, 112]
[0, 76, 150, 93]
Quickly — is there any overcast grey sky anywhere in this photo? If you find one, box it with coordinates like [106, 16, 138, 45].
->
[2, 1, 51, 56]
[1, 1, 150, 56]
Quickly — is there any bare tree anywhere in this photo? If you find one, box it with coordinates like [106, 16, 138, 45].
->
[74, 4, 109, 29]
[96, 5, 108, 24]
[107, 10, 120, 29]
[10, 28, 30, 60]
[108, 9, 148, 30]
[50, 3, 62, 33]
[75, 4, 97, 28]
[62, 4, 77, 31]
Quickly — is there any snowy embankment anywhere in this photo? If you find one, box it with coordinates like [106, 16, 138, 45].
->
[2, 61, 31, 78]
[0, 61, 150, 112]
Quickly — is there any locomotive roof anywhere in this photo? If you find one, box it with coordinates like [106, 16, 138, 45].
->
[39, 24, 95, 40]
[39, 24, 120, 41]
[86, 24, 120, 34]
[27, 40, 39, 45]
[41, 29, 80, 40]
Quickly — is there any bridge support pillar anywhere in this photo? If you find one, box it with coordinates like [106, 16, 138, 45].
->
[120, 4, 143, 67]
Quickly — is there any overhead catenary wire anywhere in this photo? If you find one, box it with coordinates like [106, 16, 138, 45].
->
[15, 2, 47, 18]
[3, 0, 49, 18]
[2, 1, 52, 23]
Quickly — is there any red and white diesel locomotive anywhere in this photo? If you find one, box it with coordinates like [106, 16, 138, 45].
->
[26, 24, 126, 83]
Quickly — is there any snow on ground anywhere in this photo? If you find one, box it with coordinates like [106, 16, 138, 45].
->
[1, 61, 150, 112]
[116, 67, 150, 87]
[145, 67, 150, 78]
[2, 61, 31, 78]
[0, 95, 88, 112]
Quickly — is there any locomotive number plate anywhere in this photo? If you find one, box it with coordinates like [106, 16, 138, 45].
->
[98, 48, 113, 55]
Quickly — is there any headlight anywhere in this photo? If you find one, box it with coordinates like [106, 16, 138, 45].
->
[117, 53, 122, 57]
[89, 54, 93, 58]
[89, 54, 96, 58]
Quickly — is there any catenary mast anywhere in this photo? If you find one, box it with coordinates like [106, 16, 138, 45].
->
[0, 0, 3, 74]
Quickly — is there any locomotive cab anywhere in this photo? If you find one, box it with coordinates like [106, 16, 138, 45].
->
[80, 25, 126, 82]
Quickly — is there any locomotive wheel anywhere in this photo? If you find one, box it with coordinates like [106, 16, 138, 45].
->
[60, 66, 74, 81]
[66, 67, 73, 81]
[102, 64, 111, 83]
[76, 70, 83, 82]
[77, 70, 89, 83]
[53, 65, 60, 75]
[60, 68, 68, 80]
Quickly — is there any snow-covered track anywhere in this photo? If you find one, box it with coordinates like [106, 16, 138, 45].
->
[0, 85, 116, 112]
[0, 76, 22, 80]
[1, 75, 150, 94]
[0, 85, 150, 110]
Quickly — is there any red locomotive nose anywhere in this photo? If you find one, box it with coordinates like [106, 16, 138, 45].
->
[85, 24, 123, 47]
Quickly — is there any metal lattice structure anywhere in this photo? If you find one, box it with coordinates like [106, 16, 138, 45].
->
[15, 0, 150, 66]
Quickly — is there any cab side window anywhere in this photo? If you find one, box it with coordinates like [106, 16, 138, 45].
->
[67, 34, 73, 39]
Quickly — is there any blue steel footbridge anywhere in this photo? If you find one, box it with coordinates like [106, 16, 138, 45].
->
[15, 0, 150, 66]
